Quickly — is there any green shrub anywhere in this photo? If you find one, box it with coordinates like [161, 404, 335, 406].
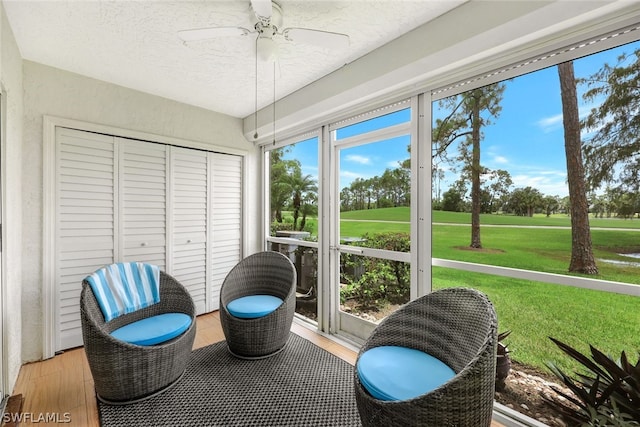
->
[543, 337, 640, 426]
[585, 404, 639, 427]
[270, 221, 293, 235]
[270, 218, 316, 236]
[340, 232, 410, 309]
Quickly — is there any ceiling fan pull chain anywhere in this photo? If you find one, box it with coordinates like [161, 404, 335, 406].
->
[253, 35, 259, 140]
[273, 59, 276, 146]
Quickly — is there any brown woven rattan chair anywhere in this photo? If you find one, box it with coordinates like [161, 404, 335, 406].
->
[220, 251, 296, 359]
[80, 270, 196, 405]
[354, 287, 498, 427]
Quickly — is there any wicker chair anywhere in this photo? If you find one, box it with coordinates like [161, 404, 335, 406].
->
[220, 251, 296, 359]
[354, 287, 498, 427]
[80, 270, 196, 405]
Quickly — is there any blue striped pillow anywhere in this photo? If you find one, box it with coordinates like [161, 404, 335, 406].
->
[85, 262, 161, 322]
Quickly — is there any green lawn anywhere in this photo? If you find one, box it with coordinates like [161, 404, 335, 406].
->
[282, 207, 640, 372]
[341, 206, 411, 222]
[432, 225, 640, 283]
[432, 267, 640, 374]
[342, 207, 640, 229]
[338, 209, 640, 283]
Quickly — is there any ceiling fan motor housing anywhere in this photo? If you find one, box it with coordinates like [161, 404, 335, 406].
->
[252, 1, 283, 35]
[253, 1, 281, 61]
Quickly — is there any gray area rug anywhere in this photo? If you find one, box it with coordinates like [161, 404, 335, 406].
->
[98, 333, 361, 426]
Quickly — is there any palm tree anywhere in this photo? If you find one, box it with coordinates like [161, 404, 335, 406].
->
[283, 169, 318, 230]
[269, 148, 293, 223]
[299, 193, 318, 231]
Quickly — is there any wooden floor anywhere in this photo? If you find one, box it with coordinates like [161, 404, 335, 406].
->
[8, 312, 504, 426]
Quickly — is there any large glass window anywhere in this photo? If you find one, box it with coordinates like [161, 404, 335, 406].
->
[432, 39, 640, 424]
[261, 26, 640, 427]
[266, 136, 319, 320]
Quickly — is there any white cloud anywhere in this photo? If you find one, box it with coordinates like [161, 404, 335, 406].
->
[302, 164, 318, 176]
[537, 102, 603, 135]
[493, 155, 509, 164]
[345, 154, 370, 165]
[485, 145, 509, 166]
[341, 170, 361, 180]
[340, 170, 366, 187]
[511, 170, 568, 197]
[536, 114, 563, 133]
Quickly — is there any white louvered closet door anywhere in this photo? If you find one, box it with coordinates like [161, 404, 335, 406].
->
[56, 128, 116, 349]
[170, 147, 209, 314]
[119, 139, 167, 268]
[53, 128, 243, 352]
[209, 152, 243, 311]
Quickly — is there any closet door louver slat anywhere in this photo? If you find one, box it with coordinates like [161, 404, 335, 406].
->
[57, 128, 116, 349]
[209, 152, 243, 311]
[120, 139, 167, 268]
[171, 147, 208, 314]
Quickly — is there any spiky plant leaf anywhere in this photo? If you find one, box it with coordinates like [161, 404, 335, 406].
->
[549, 337, 608, 378]
[544, 338, 640, 425]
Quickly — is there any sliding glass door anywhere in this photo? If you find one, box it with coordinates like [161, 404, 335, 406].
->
[329, 102, 415, 342]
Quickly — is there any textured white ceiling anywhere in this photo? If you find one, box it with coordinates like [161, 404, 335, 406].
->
[3, 0, 465, 118]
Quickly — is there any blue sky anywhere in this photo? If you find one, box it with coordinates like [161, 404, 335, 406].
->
[281, 39, 640, 198]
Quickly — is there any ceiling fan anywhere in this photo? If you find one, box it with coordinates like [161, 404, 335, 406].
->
[177, 0, 350, 61]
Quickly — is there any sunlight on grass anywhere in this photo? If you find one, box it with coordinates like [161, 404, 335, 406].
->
[341, 206, 410, 222]
[279, 207, 640, 373]
[338, 209, 640, 284]
[433, 267, 640, 374]
[332, 207, 640, 373]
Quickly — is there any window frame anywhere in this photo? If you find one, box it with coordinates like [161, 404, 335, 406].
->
[426, 25, 640, 299]
[259, 22, 640, 426]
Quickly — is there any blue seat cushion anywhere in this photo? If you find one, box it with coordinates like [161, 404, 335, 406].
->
[226, 295, 283, 319]
[357, 345, 456, 401]
[110, 312, 192, 346]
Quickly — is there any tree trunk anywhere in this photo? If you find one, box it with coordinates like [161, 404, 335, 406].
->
[558, 61, 598, 274]
[292, 210, 299, 230]
[470, 92, 482, 249]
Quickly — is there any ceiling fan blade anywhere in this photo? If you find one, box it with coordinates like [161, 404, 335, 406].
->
[250, 0, 272, 20]
[178, 27, 251, 42]
[282, 28, 350, 50]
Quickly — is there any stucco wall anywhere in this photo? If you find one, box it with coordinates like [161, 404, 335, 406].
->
[22, 61, 259, 362]
[1, 2, 24, 393]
